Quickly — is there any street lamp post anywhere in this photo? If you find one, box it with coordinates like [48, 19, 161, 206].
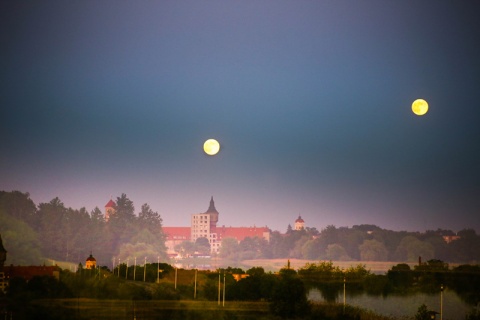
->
[194, 269, 197, 299]
[175, 267, 177, 290]
[223, 272, 226, 307]
[343, 277, 346, 314]
[118, 258, 120, 277]
[143, 257, 147, 282]
[157, 256, 160, 283]
[218, 271, 221, 305]
[440, 284, 444, 320]
[125, 259, 129, 279]
[134, 257, 136, 281]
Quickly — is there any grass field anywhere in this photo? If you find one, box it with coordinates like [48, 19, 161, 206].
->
[32, 299, 395, 320]
[33, 298, 271, 320]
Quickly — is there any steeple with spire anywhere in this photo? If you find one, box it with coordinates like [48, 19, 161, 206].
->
[206, 196, 219, 227]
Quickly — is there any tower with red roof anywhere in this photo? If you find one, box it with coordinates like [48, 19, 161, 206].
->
[104, 199, 116, 221]
[294, 215, 305, 230]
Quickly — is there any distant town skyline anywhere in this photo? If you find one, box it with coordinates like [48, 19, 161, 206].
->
[1, 1, 479, 233]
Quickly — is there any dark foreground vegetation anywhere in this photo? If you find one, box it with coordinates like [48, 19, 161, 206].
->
[2, 260, 480, 319]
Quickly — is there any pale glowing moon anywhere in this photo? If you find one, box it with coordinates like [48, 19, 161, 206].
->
[412, 99, 429, 116]
[203, 139, 220, 155]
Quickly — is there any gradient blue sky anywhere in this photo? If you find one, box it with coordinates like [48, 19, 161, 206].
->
[1, 1, 479, 233]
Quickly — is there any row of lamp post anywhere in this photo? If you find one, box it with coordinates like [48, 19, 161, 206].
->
[112, 256, 163, 282]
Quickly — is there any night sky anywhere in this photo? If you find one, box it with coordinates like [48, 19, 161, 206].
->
[1, 1, 479, 233]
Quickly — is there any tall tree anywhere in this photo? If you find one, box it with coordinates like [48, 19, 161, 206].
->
[108, 194, 137, 253]
[0, 191, 37, 226]
[36, 198, 68, 260]
[359, 239, 389, 261]
[136, 203, 166, 256]
[0, 209, 43, 265]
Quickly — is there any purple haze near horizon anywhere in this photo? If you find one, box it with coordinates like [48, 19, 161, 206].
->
[1, 1, 479, 233]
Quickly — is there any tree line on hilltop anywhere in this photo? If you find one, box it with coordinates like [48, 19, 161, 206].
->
[0, 191, 166, 266]
[1, 190, 480, 266]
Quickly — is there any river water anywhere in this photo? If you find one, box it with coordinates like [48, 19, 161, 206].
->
[308, 288, 475, 320]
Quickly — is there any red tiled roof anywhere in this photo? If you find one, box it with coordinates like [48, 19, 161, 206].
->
[105, 199, 116, 208]
[217, 226, 269, 242]
[163, 227, 191, 241]
[4, 266, 60, 281]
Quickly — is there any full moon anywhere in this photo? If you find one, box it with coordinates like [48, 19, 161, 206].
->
[203, 139, 220, 156]
[412, 99, 429, 116]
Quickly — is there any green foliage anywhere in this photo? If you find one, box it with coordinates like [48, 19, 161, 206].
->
[270, 269, 310, 319]
[466, 308, 480, 320]
[414, 304, 429, 320]
[447, 264, 480, 305]
[219, 237, 240, 259]
[359, 239, 388, 261]
[326, 243, 351, 261]
[0, 210, 43, 265]
[387, 263, 413, 289]
[395, 236, 434, 262]
[413, 259, 449, 292]
[298, 261, 343, 283]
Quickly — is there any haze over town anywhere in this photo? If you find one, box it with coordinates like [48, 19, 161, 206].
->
[1, 1, 479, 233]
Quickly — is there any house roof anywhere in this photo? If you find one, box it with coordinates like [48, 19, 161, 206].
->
[163, 227, 191, 240]
[217, 226, 269, 242]
[105, 199, 116, 208]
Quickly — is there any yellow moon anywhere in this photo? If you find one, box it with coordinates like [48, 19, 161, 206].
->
[412, 99, 429, 116]
[203, 139, 220, 155]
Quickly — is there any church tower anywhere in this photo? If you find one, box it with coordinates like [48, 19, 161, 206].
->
[191, 197, 220, 252]
[206, 196, 219, 230]
[105, 199, 116, 221]
[85, 253, 97, 269]
[294, 216, 305, 230]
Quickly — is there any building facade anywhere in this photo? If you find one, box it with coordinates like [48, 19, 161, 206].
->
[163, 197, 270, 255]
[191, 197, 221, 252]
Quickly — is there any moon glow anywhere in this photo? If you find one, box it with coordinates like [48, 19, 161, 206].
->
[412, 99, 429, 116]
[203, 139, 220, 156]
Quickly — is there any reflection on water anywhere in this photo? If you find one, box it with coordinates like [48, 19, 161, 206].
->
[308, 288, 473, 320]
